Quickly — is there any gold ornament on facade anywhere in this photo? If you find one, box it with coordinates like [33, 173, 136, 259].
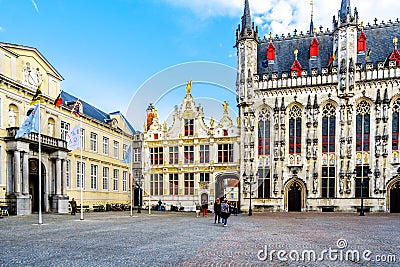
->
[222, 100, 229, 114]
[210, 117, 215, 129]
[163, 121, 167, 132]
[186, 80, 192, 95]
[153, 108, 158, 118]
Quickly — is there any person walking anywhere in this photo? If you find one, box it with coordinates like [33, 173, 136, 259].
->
[195, 203, 201, 217]
[70, 198, 77, 215]
[214, 198, 221, 223]
[220, 199, 230, 227]
[202, 201, 208, 217]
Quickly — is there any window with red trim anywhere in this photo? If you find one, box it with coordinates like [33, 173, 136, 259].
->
[150, 147, 163, 165]
[184, 119, 194, 136]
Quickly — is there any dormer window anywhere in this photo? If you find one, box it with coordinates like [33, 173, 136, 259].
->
[309, 37, 319, 58]
[267, 42, 276, 62]
[184, 119, 194, 136]
[357, 31, 367, 53]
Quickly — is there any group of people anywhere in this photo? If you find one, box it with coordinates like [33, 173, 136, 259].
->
[196, 198, 238, 226]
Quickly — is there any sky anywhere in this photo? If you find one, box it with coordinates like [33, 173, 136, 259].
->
[0, 0, 399, 130]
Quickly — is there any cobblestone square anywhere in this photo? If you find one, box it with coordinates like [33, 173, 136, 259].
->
[0, 212, 399, 266]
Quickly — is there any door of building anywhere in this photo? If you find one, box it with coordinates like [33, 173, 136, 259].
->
[288, 183, 301, 212]
[390, 181, 400, 213]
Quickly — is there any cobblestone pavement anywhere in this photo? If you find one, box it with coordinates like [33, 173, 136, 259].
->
[0, 211, 399, 266]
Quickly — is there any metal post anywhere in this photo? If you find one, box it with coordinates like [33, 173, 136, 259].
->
[249, 174, 252, 216]
[359, 177, 365, 216]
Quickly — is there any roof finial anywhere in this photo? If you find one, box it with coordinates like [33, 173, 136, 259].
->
[394, 37, 398, 50]
[309, 0, 314, 35]
[294, 49, 299, 60]
[186, 80, 192, 95]
[269, 32, 272, 42]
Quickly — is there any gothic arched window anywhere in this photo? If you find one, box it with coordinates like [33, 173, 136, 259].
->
[356, 101, 371, 152]
[258, 108, 271, 156]
[321, 103, 336, 198]
[322, 103, 336, 153]
[392, 98, 400, 151]
[289, 105, 302, 154]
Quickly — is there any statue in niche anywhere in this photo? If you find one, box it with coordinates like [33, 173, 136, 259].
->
[375, 176, 380, 193]
[375, 139, 381, 156]
[280, 145, 285, 158]
[280, 112, 285, 125]
[306, 145, 311, 158]
[313, 178, 318, 193]
[8, 109, 16, 127]
[306, 109, 312, 124]
[274, 113, 279, 125]
[340, 142, 345, 157]
[274, 145, 279, 158]
[339, 178, 344, 193]
[376, 104, 382, 120]
[346, 177, 351, 193]
[383, 105, 388, 119]
[347, 143, 352, 158]
[347, 106, 353, 121]
[312, 143, 318, 158]
[47, 122, 54, 137]
[382, 140, 388, 155]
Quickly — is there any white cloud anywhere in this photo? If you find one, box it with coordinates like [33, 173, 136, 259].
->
[31, 0, 39, 13]
[164, 0, 400, 37]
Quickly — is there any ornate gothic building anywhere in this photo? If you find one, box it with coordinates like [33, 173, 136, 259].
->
[237, 0, 400, 212]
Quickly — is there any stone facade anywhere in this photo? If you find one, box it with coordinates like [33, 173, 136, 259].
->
[143, 82, 240, 210]
[236, 0, 400, 212]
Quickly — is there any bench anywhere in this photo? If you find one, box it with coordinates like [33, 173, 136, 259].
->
[92, 205, 105, 212]
[76, 205, 90, 212]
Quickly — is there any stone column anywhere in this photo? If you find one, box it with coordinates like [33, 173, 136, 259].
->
[14, 150, 21, 194]
[22, 152, 29, 194]
[56, 158, 62, 195]
[62, 159, 67, 196]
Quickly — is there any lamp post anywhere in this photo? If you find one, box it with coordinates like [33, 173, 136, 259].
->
[242, 171, 252, 216]
[137, 175, 144, 213]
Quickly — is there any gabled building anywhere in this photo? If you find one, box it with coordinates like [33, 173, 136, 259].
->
[143, 82, 240, 210]
[0, 42, 138, 215]
[236, 0, 400, 212]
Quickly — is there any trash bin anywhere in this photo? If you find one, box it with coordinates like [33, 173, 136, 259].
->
[106, 203, 111, 211]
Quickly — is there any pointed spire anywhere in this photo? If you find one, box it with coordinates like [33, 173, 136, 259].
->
[383, 88, 389, 104]
[280, 97, 285, 111]
[242, 0, 252, 34]
[306, 95, 312, 109]
[309, 0, 314, 35]
[274, 97, 279, 111]
[313, 95, 319, 109]
[340, 0, 352, 23]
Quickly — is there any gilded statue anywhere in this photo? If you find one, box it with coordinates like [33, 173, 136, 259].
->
[186, 80, 192, 95]
[222, 100, 228, 114]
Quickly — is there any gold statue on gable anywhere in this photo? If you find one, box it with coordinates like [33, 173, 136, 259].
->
[186, 80, 192, 95]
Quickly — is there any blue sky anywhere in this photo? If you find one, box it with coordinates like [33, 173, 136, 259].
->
[0, 0, 398, 130]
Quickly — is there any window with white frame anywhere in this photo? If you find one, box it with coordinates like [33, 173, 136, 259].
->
[113, 141, 119, 159]
[77, 161, 86, 189]
[90, 132, 98, 152]
[103, 137, 109, 156]
[134, 148, 141, 163]
[113, 169, 119, 191]
[150, 174, 163, 195]
[199, 145, 209, 163]
[169, 173, 178, 195]
[123, 171, 128, 192]
[218, 144, 233, 163]
[66, 160, 71, 189]
[90, 164, 98, 189]
[61, 121, 70, 140]
[169, 146, 179, 164]
[123, 144, 128, 160]
[199, 173, 210, 183]
[102, 167, 109, 190]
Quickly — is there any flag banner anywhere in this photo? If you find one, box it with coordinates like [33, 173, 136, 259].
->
[72, 100, 82, 117]
[16, 104, 40, 138]
[365, 45, 373, 60]
[327, 49, 337, 68]
[30, 86, 44, 106]
[66, 124, 81, 150]
[121, 144, 132, 163]
[145, 154, 151, 171]
[54, 93, 63, 107]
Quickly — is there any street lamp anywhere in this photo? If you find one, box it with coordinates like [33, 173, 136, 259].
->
[137, 175, 144, 213]
[242, 171, 252, 216]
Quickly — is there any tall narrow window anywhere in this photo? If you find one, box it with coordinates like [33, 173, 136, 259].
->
[199, 145, 210, 163]
[289, 105, 302, 154]
[169, 173, 178, 195]
[322, 167, 335, 198]
[90, 164, 98, 189]
[199, 173, 210, 183]
[122, 171, 128, 192]
[150, 174, 163, 195]
[113, 141, 119, 159]
[258, 108, 271, 156]
[113, 169, 119, 191]
[355, 166, 370, 198]
[103, 137, 109, 156]
[60, 121, 70, 140]
[169, 146, 179, 164]
[134, 148, 141, 163]
[257, 168, 270, 198]
[356, 101, 371, 152]
[77, 161, 85, 189]
[81, 129, 86, 150]
[66, 160, 71, 189]
[102, 167, 109, 190]
[322, 103, 336, 153]
[184, 119, 194, 136]
[392, 99, 400, 151]
[90, 132, 98, 152]
[184, 173, 194, 195]
[184, 146, 194, 164]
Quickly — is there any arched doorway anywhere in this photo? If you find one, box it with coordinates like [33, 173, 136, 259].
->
[29, 159, 46, 212]
[215, 173, 240, 211]
[388, 180, 400, 213]
[285, 179, 305, 212]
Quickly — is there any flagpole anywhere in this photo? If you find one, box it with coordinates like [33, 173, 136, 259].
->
[148, 152, 151, 215]
[80, 116, 84, 221]
[38, 101, 43, 225]
[130, 144, 133, 217]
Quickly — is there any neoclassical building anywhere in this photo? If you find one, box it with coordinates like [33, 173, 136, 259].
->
[0, 42, 138, 215]
[237, 0, 400, 212]
[143, 82, 240, 210]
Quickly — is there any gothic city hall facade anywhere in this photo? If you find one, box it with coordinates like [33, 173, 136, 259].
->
[237, 0, 400, 212]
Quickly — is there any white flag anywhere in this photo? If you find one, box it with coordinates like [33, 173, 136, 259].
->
[66, 124, 81, 150]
